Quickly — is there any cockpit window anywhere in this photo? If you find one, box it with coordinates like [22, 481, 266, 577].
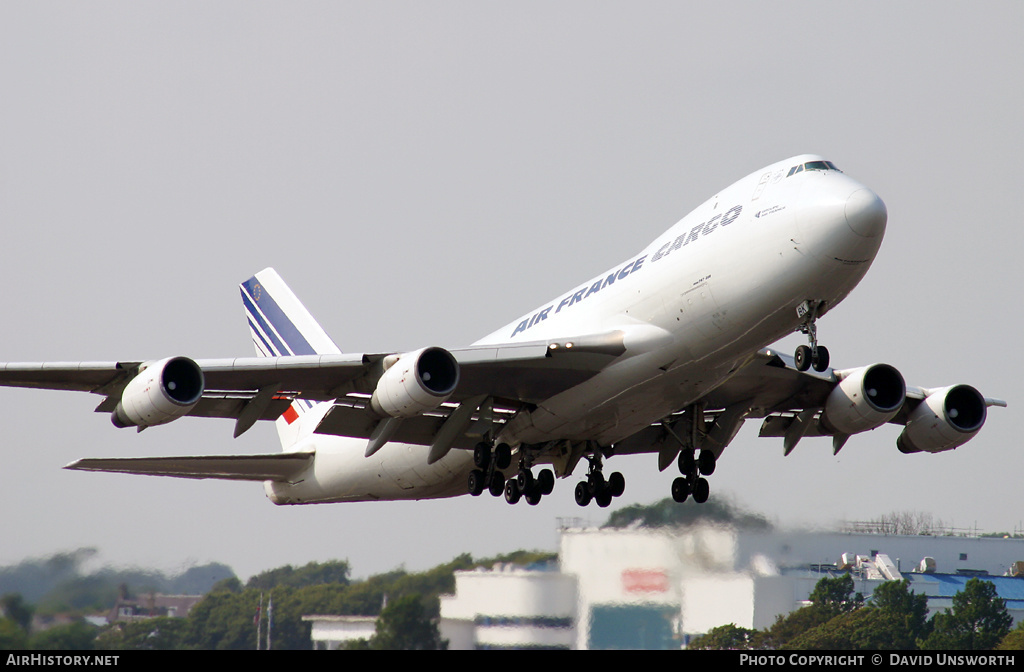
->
[787, 160, 841, 177]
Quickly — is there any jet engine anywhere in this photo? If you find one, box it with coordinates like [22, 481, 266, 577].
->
[370, 347, 460, 418]
[897, 385, 987, 454]
[820, 364, 906, 435]
[112, 356, 205, 428]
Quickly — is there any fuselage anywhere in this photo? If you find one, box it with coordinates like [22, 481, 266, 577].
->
[266, 154, 887, 504]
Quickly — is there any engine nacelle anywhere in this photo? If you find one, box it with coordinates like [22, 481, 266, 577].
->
[370, 347, 460, 418]
[897, 385, 987, 454]
[821, 363, 906, 435]
[112, 356, 205, 429]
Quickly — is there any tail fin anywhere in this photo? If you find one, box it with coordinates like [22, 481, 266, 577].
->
[239, 268, 340, 449]
[240, 268, 341, 358]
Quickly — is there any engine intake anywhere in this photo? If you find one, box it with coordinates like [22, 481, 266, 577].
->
[897, 384, 987, 454]
[370, 347, 460, 418]
[112, 356, 205, 428]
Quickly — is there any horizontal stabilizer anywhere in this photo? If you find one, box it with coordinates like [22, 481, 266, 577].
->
[64, 452, 313, 482]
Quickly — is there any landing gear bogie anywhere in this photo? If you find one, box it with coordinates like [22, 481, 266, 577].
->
[573, 452, 626, 508]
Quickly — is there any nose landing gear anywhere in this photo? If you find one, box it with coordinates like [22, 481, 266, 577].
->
[794, 300, 830, 372]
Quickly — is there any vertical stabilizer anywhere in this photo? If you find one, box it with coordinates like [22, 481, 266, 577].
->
[239, 268, 341, 449]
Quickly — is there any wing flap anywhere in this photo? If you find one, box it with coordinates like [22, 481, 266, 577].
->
[64, 452, 313, 481]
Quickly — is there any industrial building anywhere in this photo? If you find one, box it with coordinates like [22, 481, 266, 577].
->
[435, 525, 1024, 650]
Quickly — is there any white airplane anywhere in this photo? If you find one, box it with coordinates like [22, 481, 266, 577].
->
[1, 154, 1006, 508]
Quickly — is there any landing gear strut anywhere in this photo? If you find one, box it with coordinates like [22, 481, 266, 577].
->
[794, 301, 829, 373]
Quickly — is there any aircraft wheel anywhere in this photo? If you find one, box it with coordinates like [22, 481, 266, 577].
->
[516, 468, 534, 492]
[812, 346, 830, 372]
[473, 442, 491, 469]
[588, 471, 605, 491]
[537, 469, 555, 496]
[795, 345, 812, 372]
[504, 479, 522, 504]
[595, 487, 613, 508]
[671, 477, 690, 503]
[692, 477, 710, 504]
[494, 443, 512, 470]
[574, 481, 592, 506]
[525, 487, 542, 506]
[468, 469, 486, 496]
[489, 472, 505, 497]
[698, 450, 716, 476]
[678, 450, 696, 475]
[607, 471, 625, 498]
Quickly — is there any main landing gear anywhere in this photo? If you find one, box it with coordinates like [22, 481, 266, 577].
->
[671, 449, 714, 504]
[466, 441, 555, 506]
[794, 300, 829, 373]
[573, 453, 625, 508]
[662, 404, 719, 504]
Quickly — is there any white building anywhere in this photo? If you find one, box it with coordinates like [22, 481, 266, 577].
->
[302, 615, 377, 650]
[436, 525, 1024, 649]
[440, 563, 576, 650]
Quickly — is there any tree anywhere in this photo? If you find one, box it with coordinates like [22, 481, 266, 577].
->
[760, 574, 863, 649]
[997, 620, 1024, 651]
[866, 579, 930, 649]
[687, 623, 758, 650]
[29, 621, 97, 650]
[604, 497, 771, 531]
[1, 594, 33, 633]
[0, 618, 28, 650]
[369, 595, 447, 650]
[95, 617, 189, 650]
[808, 574, 864, 616]
[920, 578, 1012, 650]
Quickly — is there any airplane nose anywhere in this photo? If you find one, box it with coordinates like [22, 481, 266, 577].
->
[845, 188, 887, 238]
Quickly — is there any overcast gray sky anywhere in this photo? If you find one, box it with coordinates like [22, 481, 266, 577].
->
[1, 2, 1021, 581]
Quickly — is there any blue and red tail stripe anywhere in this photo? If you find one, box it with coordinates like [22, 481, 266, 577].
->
[240, 277, 318, 423]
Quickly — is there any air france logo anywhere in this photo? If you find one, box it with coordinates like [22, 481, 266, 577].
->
[510, 204, 743, 337]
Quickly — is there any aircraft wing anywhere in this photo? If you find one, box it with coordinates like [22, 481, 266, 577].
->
[0, 331, 625, 430]
[612, 348, 1006, 461]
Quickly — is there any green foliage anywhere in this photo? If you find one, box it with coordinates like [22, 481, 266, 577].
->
[1, 594, 34, 632]
[919, 578, 1013, 650]
[760, 574, 863, 650]
[95, 617, 189, 650]
[246, 560, 351, 591]
[28, 621, 98, 650]
[0, 550, 235, 617]
[368, 594, 447, 650]
[0, 618, 28, 650]
[0, 549, 96, 604]
[867, 579, 931, 649]
[996, 620, 1024, 650]
[808, 574, 864, 616]
[604, 496, 771, 531]
[687, 623, 758, 650]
